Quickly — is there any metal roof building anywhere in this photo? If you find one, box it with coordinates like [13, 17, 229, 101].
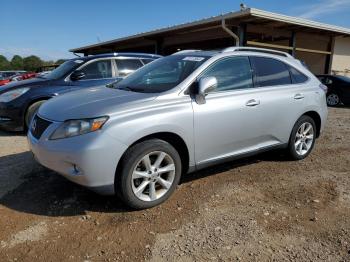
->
[70, 8, 350, 75]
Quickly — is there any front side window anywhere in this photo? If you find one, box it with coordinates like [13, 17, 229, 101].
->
[111, 55, 210, 93]
[199, 56, 253, 92]
[250, 57, 291, 87]
[79, 60, 112, 80]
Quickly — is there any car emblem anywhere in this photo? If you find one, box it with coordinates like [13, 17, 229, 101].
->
[31, 118, 37, 132]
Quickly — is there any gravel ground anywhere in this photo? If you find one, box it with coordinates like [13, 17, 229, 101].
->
[0, 107, 349, 261]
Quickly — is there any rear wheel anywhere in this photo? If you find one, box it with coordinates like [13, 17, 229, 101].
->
[287, 116, 316, 160]
[25, 100, 46, 129]
[116, 139, 182, 209]
[326, 93, 340, 106]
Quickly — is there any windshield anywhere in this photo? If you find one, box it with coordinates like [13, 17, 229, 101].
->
[44, 59, 85, 80]
[336, 75, 350, 84]
[111, 55, 210, 93]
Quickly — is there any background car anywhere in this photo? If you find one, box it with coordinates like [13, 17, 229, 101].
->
[0, 70, 26, 80]
[317, 74, 350, 106]
[0, 53, 161, 131]
[0, 72, 38, 86]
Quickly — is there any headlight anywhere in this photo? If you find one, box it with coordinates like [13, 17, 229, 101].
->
[0, 88, 30, 102]
[50, 116, 108, 140]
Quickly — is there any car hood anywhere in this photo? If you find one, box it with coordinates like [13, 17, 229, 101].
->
[0, 77, 50, 94]
[39, 86, 157, 121]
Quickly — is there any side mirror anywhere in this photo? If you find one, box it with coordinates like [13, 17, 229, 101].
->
[195, 77, 217, 104]
[70, 71, 85, 81]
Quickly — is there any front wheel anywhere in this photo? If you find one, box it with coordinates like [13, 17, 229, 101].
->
[116, 139, 182, 209]
[25, 100, 46, 129]
[287, 116, 316, 160]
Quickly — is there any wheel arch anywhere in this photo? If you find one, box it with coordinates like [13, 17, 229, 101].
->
[302, 111, 322, 138]
[115, 132, 190, 179]
[23, 96, 53, 128]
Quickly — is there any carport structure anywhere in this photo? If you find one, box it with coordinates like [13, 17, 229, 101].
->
[70, 8, 350, 75]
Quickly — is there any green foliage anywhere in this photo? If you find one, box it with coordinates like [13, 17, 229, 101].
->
[23, 55, 43, 71]
[11, 55, 24, 70]
[0, 55, 10, 70]
[0, 54, 66, 71]
[56, 59, 66, 65]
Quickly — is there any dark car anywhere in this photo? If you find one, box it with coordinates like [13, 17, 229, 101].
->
[0, 53, 161, 131]
[317, 74, 350, 106]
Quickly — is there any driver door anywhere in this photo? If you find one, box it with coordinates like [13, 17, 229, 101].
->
[70, 59, 115, 88]
[192, 56, 263, 166]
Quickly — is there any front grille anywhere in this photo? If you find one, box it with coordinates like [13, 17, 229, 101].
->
[30, 115, 52, 140]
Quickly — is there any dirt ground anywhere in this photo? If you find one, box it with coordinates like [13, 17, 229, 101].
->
[0, 107, 349, 262]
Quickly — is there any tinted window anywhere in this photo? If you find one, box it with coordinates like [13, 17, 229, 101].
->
[116, 59, 143, 77]
[289, 66, 308, 84]
[80, 60, 112, 80]
[200, 56, 253, 92]
[318, 76, 332, 85]
[251, 57, 291, 87]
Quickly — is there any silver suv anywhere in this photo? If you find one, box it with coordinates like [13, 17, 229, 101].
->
[28, 47, 328, 209]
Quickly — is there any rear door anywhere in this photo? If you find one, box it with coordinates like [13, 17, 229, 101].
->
[249, 56, 311, 144]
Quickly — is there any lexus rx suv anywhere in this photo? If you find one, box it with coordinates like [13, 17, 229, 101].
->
[0, 53, 161, 131]
[28, 47, 328, 209]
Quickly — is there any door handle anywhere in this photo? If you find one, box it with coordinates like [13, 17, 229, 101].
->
[246, 99, 260, 107]
[294, 93, 305, 100]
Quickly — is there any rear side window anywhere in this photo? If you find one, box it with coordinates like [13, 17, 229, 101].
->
[289, 66, 309, 84]
[250, 57, 291, 87]
[116, 59, 143, 77]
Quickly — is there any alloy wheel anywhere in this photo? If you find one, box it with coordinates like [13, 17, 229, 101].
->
[294, 122, 314, 156]
[131, 151, 176, 202]
[327, 93, 340, 106]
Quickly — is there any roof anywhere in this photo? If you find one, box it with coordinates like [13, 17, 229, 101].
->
[70, 8, 350, 53]
[74, 52, 162, 60]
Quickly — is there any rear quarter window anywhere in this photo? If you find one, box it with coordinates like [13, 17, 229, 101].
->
[289, 66, 309, 84]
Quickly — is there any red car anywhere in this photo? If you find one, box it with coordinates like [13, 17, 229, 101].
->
[0, 72, 37, 86]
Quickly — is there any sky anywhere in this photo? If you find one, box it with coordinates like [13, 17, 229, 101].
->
[1, 0, 350, 61]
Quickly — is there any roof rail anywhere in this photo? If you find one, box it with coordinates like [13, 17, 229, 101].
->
[172, 50, 202, 55]
[222, 46, 292, 58]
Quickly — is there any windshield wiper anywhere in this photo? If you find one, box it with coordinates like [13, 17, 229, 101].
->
[118, 86, 137, 92]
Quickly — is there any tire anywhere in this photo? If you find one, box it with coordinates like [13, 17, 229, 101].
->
[326, 93, 340, 107]
[287, 115, 316, 161]
[25, 100, 46, 129]
[115, 139, 182, 209]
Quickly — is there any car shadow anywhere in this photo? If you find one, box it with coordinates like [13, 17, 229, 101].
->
[0, 130, 25, 137]
[0, 149, 288, 217]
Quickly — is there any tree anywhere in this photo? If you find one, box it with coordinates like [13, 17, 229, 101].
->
[10, 55, 24, 70]
[56, 59, 66, 65]
[23, 55, 43, 71]
[0, 55, 10, 70]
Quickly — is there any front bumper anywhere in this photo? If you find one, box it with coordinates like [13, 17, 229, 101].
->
[0, 102, 23, 131]
[27, 120, 128, 195]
